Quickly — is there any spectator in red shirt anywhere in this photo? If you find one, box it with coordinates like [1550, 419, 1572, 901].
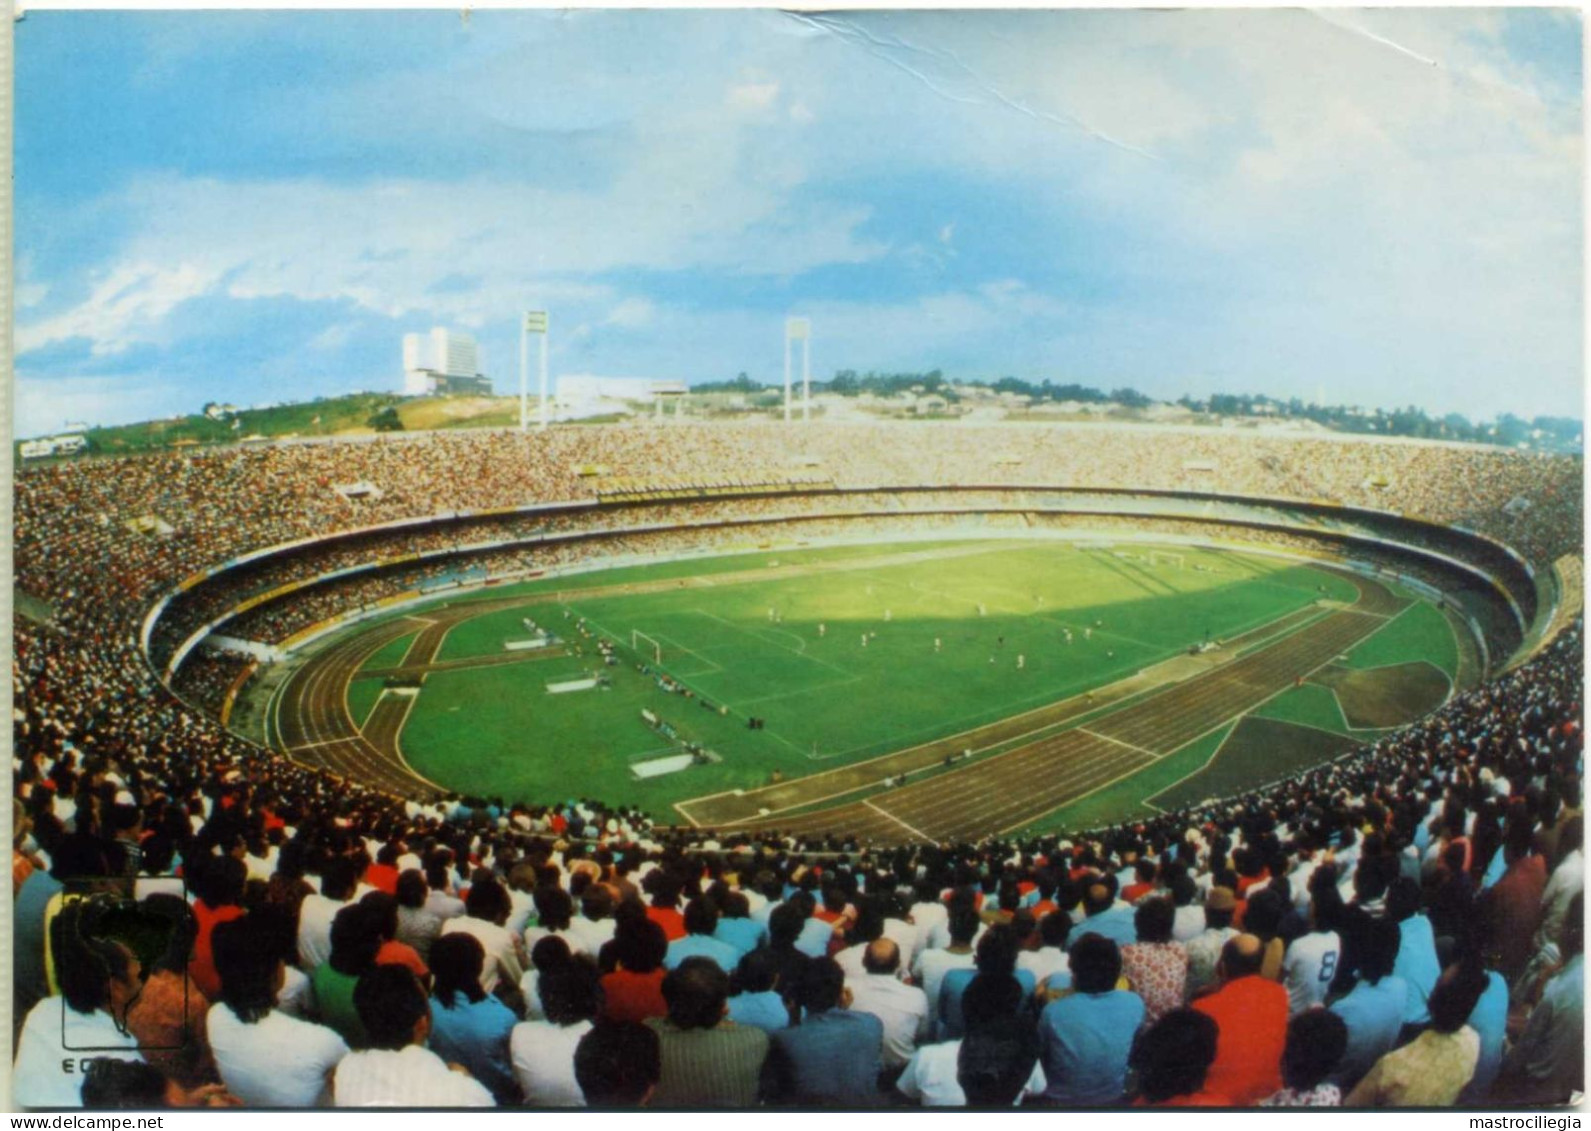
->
[190, 855, 248, 1001]
[1192, 933, 1290, 1105]
[644, 873, 687, 942]
[1121, 859, 1157, 906]
[363, 844, 401, 896]
[601, 916, 669, 1024]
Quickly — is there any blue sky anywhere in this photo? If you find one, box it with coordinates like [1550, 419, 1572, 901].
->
[13, 8, 1584, 435]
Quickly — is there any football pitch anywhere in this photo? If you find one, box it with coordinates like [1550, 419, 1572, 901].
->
[304, 536, 1461, 827]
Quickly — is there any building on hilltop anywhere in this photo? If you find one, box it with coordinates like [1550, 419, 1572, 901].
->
[402, 328, 493, 396]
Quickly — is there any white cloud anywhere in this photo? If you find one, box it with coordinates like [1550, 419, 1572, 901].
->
[16, 262, 220, 356]
[14, 375, 184, 438]
[604, 298, 656, 329]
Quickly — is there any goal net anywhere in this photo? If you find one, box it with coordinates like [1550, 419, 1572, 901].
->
[1149, 550, 1185, 569]
[631, 630, 664, 664]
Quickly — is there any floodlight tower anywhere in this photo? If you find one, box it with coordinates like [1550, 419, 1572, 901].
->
[784, 317, 811, 423]
[520, 310, 549, 431]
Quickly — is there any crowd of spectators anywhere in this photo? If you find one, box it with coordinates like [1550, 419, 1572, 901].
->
[12, 599, 1583, 1107]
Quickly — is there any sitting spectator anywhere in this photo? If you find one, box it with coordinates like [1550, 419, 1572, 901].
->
[646, 956, 770, 1107]
[362, 891, 428, 979]
[1261, 1009, 1350, 1106]
[312, 903, 382, 1048]
[644, 872, 687, 942]
[938, 923, 1035, 1040]
[13, 898, 147, 1108]
[726, 948, 791, 1033]
[80, 1058, 231, 1109]
[1132, 1008, 1225, 1107]
[124, 894, 215, 1090]
[912, 905, 979, 1035]
[1346, 957, 1490, 1106]
[1282, 880, 1343, 1016]
[394, 869, 444, 963]
[510, 958, 603, 1106]
[1458, 951, 1510, 1103]
[569, 884, 619, 957]
[956, 976, 1044, 1107]
[188, 855, 248, 1000]
[207, 915, 349, 1107]
[1496, 893, 1584, 1104]
[1070, 879, 1136, 951]
[525, 886, 586, 957]
[712, 888, 768, 959]
[574, 1021, 661, 1107]
[1037, 933, 1144, 1106]
[427, 933, 518, 1103]
[333, 965, 494, 1106]
[1120, 896, 1188, 1027]
[665, 897, 740, 972]
[767, 957, 884, 1104]
[1388, 876, 1441, 1039]
[519, 934, 571, 1021]
[440, 878, 526, 995]
[845, 937, 929, 1075]
[1329, 916, 1408, 1090]
[1193, 933, 1290, 1105]
[1018, 909, 1071, 991]
[298, 856, 360, 971]
[600, 916, 669, 1024]
[1185, 886, 1239, 996]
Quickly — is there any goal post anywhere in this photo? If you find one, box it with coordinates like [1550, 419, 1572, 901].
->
[1149, 550, 1185, 570]
[631, 630, 663, 664]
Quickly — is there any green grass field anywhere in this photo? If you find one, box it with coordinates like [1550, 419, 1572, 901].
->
[365, 538, 1406, 815]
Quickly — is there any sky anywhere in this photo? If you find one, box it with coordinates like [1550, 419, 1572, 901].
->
[12, 7, 1585, 436]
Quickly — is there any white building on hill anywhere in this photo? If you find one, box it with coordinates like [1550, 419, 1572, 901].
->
[402, 328, 492, 396]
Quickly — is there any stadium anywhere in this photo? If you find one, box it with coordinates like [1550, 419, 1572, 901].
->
[11, 415, 1586, 1108]
[12, 5, 1584, 1115]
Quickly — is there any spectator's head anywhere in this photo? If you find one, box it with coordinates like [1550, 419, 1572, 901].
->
[54, 898, 145, 1021]
[575, 1021, 661, 1106]
[1069, 933, 1122, 994]
[1083, 882, 1114, 918]
[962, 970, 1022, 1028]
[531, 933, 572, 974]
[429, 931, 488, 1008]
[358, 891, 400, 942]
[321, 856, 360, 902]
[192, 854, 247, 909]
[141, 893, 198, 975]
[948, 906, 982, 946]
[1132, 1008, 1219, 1104]
[973, 923, 1019, 977]
[1244, 888, 1286, 940]
[732, 947, 779, 996]
[1280, 1009, 1348, 1092]
[465, 878, 511, 926]
[1038, 910, 1071, 950]
[395, 869, 428, 910]
[534, 886, 574, 931]
[1218, 933, 1264, 981]
[1428, 958, 1491, 1035]
[613, 918, 668, 975]
[797, 957, 847, 1015]
[769, 902, 804, 949]
[1133, 896, 1175, 945]
[1386, 877, 1422, 923]
[212, 914, 282, 1024]
[542, 958, 603, 1027]
[1203, 887, 1236, 930]
[862, 937, 901, 976]
[661, 956, 730, 1030]
[355, 964, 431, 1051]
[80, 1058, 175, 1109]
[683, 897, 718, 938]
[1359, 917, 1402, 985]
[327, 902, 382, 977]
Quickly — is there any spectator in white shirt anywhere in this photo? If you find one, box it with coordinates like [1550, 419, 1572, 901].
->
[511, 958, 603, 1105]
[334, 965, 494, 1106]
[909, 879, 951, 961]
[298, 856, 360, 970]
[912, 906, 980, 1035]
[13, 899, 147, 1108]
[441, 878, 526, 995]
[1017, 910, 1072, 991]
[424, 855, 468, 921]
[208, 914, 349, 1107]
[846, 938, 929, 1073]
